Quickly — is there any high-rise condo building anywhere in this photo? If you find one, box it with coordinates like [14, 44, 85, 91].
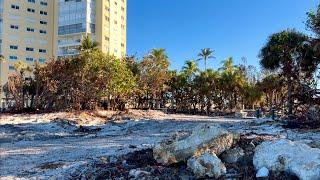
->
[57, 0, 127, 57]
[0, 0, 57, 108]
[0, 0, 127, 108]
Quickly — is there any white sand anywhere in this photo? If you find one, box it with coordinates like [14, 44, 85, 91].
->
[0, 112, 319, 179]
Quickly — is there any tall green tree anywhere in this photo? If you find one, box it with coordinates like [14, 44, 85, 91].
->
[218, 58, 246, 109]
[195, 69, 220, 113]
[306, 4, 320, 37]
[198, 48, 215, 71]
[182, 60, 199, 112]
[182, 60, 199, 79]
[139, 49, 171, 109]
[305, 4, 320, 80]
[259, 30, 309, 115]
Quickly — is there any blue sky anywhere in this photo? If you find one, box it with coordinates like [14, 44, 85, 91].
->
[127, 0, 319, 71]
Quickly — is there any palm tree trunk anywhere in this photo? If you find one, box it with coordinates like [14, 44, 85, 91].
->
[204, 58, 207, 71]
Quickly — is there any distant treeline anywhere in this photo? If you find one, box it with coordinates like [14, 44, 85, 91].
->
[2, 4, 319, 117]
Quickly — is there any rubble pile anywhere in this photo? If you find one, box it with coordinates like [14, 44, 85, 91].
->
[152, 124, 320, 179]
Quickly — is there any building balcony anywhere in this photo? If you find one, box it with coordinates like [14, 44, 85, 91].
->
[58, 41, 81, 48]
[57, 49, 79, 57]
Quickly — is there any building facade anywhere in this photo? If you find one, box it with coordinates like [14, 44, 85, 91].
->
[0, 0, 57, 108]
[0, 0, 127, 109]
[57, 0, 127, 57]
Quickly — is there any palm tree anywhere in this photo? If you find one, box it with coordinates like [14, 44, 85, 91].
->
[148, 48, 169, 63]
[144, 48, 170, 109]
[259, 30, 308, 115]
[79, 35, 99, 52]
[182, 60, 199, 77]
[198, 48, 215, 71]
[220, 57, 236, 72]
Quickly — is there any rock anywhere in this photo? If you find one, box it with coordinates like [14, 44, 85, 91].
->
[220, 147, 244, 164]
[153, 124, 235, 165]
[253, 139, 320, 180]
[256, 167, 269, 178]
[187, 153, 226, 178]
[129, 169, 151, 179]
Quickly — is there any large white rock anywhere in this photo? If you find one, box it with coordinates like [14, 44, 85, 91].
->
[187, 153, 226, 178]
[256, 167, 269, 178]
[153, 124, 235, 165]
[253, 139, 320, 180]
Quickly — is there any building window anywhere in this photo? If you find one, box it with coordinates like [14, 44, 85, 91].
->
[40, 1, 48, 6]
[28, 0, 36, 3]
[40, 11, 47, 15]
[27, 8, 35, 13]
[9, 66, 15, 70]
[26, 47, 34, 51]
[40, 20, 47, 25]
[26, 57, 34, 62]
[10, 25, 19, 29]
[39, 58, 46, 63]
[58, 23, 86, 35]
[39, 30, 47, 34]
[39, 49, 46, 53]
[10, 45, 18, 50]
[9, 56, 18, 60]
[11, 5, 20, 10]
[27, 27, 35, 32]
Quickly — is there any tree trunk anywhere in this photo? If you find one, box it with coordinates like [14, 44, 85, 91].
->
[30, 95, 35, 109]
[204, 58, 207, 71]
[206, 100, 212, 115]
[22, 91, 25, 110]
[288, 81, 293, 115]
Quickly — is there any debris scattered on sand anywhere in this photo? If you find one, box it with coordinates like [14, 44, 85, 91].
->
[1, 110, 319, 179]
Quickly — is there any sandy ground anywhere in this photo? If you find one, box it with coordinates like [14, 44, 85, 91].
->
[0, 111, 319, 179]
